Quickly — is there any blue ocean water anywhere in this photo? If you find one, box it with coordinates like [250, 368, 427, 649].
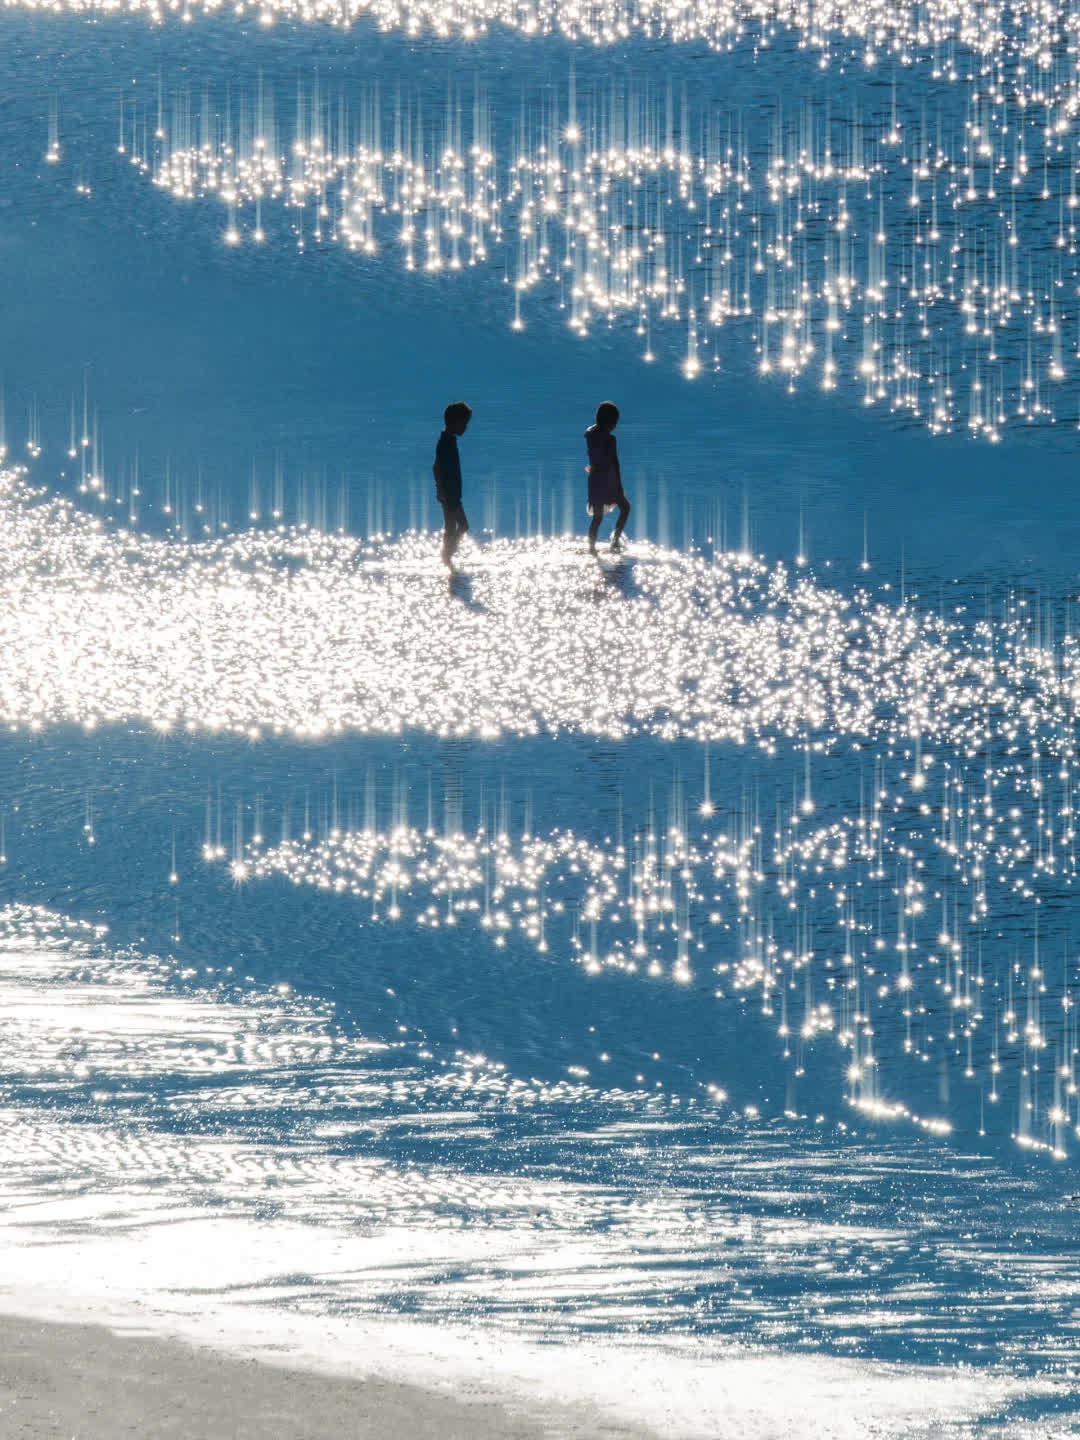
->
[0, 5, 1079, 1434]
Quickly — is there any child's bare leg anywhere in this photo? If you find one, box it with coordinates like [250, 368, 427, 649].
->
[587, 509, 602, 553]
[443, 505, 468, 566]
[611, 495, 631, 547]
[440, 503, 456, 566]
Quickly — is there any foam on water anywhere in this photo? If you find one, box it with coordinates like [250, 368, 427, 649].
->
[0, 902, 1074, 1435]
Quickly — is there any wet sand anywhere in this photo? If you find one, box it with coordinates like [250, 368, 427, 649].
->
[0, 1312, 624, 1439]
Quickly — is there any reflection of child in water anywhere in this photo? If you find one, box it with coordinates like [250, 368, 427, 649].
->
[433, 401, 473, 569]
[585, 401, 631, 554]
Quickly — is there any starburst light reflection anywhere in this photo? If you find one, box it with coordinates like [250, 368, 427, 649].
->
[209, 755, 1080, 1159]
[3, 468, 1080, 756]
[0, 899, 1077, 1401]
[88, 65, 1080, 441]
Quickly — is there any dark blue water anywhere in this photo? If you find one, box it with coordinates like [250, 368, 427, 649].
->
[0, 7, 1078, 1435]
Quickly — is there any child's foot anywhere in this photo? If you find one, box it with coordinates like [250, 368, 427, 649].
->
[587, 539, 597, 556]
[610, 536, 624, 553]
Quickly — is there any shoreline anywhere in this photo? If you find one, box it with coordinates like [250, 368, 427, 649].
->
[0, 1311, 616, 1440]
[0, 1296, 1063, 1440]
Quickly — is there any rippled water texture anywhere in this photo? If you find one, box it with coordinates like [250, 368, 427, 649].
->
[0, 903, 1077, 1436]
[0, 0, 1079, 1435]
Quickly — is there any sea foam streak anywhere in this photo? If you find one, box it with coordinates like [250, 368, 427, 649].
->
[0, 902, 1070, 1434]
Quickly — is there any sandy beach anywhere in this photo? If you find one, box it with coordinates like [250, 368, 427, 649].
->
[0, 1312, 602, 1440]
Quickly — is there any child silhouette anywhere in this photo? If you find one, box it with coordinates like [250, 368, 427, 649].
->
[433, 401, 473, 569]
[585, 401, 630, 555]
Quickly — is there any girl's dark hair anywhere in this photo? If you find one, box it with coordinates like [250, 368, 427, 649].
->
[595, 401, 620, 428]
[444, 400, 474, 426]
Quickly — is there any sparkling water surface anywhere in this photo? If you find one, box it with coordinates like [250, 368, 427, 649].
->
[0, 3, 1079, 1436]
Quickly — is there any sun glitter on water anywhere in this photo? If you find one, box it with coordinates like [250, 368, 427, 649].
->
[85, 62, 1080, 442]
[0, 468, 1073, 1156]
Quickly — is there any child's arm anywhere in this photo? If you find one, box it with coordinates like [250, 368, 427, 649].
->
[434, 433, 462, 504]
[433, 435, 446, 502]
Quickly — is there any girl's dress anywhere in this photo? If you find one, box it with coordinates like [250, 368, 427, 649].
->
[585, 425, 622, 514]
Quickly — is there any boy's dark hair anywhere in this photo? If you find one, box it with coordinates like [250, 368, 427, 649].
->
[595, 401, 620, 428]
[444, 400, 473, 427]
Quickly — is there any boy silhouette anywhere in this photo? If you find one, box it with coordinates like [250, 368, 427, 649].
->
[434, 400, 473, 569]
